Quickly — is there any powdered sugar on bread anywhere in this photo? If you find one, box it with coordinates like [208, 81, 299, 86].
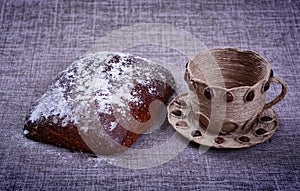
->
[27, 52, 171, 133]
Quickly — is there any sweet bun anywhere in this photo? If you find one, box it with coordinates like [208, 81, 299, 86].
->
[24, 52, 174, 155]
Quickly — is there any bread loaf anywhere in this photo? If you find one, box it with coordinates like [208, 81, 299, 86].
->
[24, 52, 174, 155]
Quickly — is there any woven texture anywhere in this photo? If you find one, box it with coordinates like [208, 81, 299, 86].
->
[0, 0, 299, 190]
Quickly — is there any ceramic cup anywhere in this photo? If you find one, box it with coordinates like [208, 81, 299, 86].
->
[184, 48, 287, 135]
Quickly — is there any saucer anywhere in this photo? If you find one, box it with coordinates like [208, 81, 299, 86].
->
[167, 93, 279, 148]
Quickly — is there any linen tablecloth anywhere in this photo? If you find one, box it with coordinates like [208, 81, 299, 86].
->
[1, 0, 299, 190]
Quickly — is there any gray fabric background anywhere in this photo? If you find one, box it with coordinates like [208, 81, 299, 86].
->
[0, 0, 299, 190]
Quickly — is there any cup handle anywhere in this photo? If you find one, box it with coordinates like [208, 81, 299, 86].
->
[263, 76, 287, 109]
